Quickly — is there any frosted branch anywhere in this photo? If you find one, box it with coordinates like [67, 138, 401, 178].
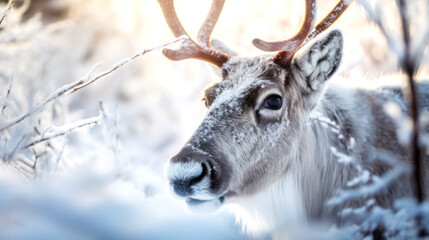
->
[70, 35, 187, 93]
[0, 36, 187, 133]
[412, 28, 429, 69]
[309, 112, 354, 148]
[328, 164, 410, 205]
[310, 112, 411, 206]
[99, 102, 120, 159]
[23, 114, 102, 149]
[328, 151, 411, 206]
[0, 79, 84, 132]
[1, 77, 13, 114]
[356, 0, 403, 60]
[0, 0, 14, 25]
[3, 134, 26, 164]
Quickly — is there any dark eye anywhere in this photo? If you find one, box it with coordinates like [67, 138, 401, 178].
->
[263, 95, 282, 110]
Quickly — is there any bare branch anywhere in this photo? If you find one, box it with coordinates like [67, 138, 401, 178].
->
[53, 141, 67, 172]
[0, 79, 84, 132]
[3, 134, 27, 164]
[357, 0, 403, 59]
[328, 151, 412, 205]
[23, 114, 102, 149]
[71, 35, 187, 93]
[359, 0, 424, 205]
[397, 0, 424, 205]
[412, 28, 429, 69]
[0, 0, 14, 25]
[1, 77, 13, 114]
[0, 36, 186, 133]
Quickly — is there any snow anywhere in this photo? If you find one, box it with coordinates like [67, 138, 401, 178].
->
[0, 0, 428, 239]
[330, 146, 353, 164]
[0, 0, 13, 25]
[0, 1, 249, 239]
[384, 101, 412, 145]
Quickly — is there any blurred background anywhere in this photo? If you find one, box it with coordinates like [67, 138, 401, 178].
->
[0, 0, 428, 239]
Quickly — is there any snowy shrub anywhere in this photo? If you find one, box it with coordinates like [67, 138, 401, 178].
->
[0, 0, 428, 239]
[327, 0, 429, 238]
[0, 0, 249, 239]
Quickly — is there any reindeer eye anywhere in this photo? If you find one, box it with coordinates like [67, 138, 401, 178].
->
[263, 95, 282, 110]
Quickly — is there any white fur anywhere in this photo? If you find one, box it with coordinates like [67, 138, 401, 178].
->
[167, 162, 202, 181]
[226, 173, 305, 236]
[167, 161, 220, 201]
[186, 198, 224, 213]
[165, 31, 429, 238]
[190, 176, 216, 200]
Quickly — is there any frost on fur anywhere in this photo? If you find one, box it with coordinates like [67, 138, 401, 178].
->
[2, 0, 429, 240]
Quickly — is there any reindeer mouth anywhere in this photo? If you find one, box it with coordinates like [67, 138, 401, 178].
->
[186, 196, 225, 205]
[185, 196, 225, 212]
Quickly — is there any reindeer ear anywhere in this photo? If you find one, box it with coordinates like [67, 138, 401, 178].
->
[211, 39, 238, 57]
[289, 30, 343, 92]
[209, 39, 238, 77]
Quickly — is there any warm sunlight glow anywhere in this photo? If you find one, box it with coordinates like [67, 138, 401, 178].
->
[2, 0, 429, 239]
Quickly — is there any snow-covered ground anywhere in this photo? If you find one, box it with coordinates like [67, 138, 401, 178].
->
[0, 0, 428, 239]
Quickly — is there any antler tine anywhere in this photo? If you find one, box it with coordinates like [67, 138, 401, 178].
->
[305, 0, 353, 43]
[157, 0, 188, 38]
[197, 0, 226, 47]
[252, 0, 353, 68]
[252, 0, 317, 53]
[157, 0, 230, 67]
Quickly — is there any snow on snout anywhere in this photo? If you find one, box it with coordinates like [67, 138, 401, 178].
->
[192, 79, 271, 145]
[167, 162, 203, 181]
[166, 161, 215, 200]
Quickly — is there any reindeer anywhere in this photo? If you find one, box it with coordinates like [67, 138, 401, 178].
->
[157, 0, 429, 236]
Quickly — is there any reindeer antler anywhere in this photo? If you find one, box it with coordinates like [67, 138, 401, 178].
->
[157, 0, 231, 68]
[253, 0, 353, 67]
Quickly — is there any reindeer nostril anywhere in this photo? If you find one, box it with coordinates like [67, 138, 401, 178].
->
[172, 163, 209, 197]
[189, 163, 208, 185]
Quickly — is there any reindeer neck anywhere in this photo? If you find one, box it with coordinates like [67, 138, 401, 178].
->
[293, 91, 359, 221]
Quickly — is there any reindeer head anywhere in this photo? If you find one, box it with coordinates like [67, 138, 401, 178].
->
[158, 0, 351, 211]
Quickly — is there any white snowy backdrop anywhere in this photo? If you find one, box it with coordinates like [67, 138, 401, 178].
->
[0, 0, 428, 239]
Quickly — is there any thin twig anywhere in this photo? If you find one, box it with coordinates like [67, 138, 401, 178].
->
[397, 0, 423, 203]
[397, 0, 427, 237]
[23, 114, 102, 149]
[3, 134, 26, 164]
[0, 79, 84, 132]
[70, 35, 188, 93]
[0, 36, 187, 133]
[0, 0, 14, 25]
[357, 0, 403, 59]
[1, 77, 13, 114]
[54, 141, 67, 172]
[328, 151, 411, 205]
[412, 0, 429, 70]
[359, 0, 424, 203]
